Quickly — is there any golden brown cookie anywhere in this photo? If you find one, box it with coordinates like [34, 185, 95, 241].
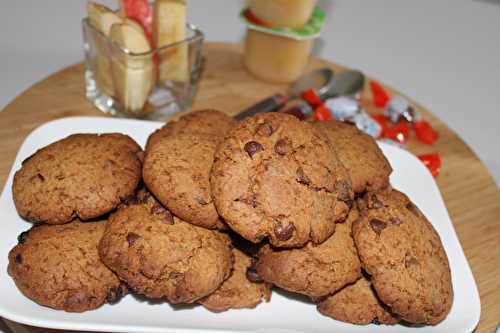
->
[98, 191, 233, 304]
[353, 189, 453, 325]
[8, 220, 127, 312]
[12, 133, 143, 224]
[313, 120, 392, 193]
[211, 113, 353, 248]
[146, 109, 234, 150]
[143, 133, 224, 229]
[199, 248, 271, 312]
[255, 207, 361, 297]
[317, 276, 399, 325]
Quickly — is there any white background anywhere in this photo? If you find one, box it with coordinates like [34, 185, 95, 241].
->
[0, 0, 499, 191]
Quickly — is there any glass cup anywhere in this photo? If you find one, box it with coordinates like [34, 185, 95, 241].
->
[82, 18, 204, 120]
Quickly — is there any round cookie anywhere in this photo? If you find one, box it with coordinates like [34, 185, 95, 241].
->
[8, 220, 127, 312]
[143, 133, 224, 229]
[146, 109, 234, 150]
[313, 120, 392, 193]
[199, 248, 271, 312]
[98, 191, 233, 304]
[255, 207, 361, 297]
[211, 113, 353, 248]
[353, 189, 453, 325]
[13, 133, 143, 225]
[317, 276, 399, 325]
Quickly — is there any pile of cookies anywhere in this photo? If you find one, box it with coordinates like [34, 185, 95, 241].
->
[8, 110, 453, 327]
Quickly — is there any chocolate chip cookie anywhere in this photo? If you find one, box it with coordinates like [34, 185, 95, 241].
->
[317, 276, 399, 325]
[143, 133, 224, 229]
[353, 189, 453, 325]
[199, 248, 271, 312]
[313, 120, 392, 193]
[211, 113, 353, 248]
[146, 109, 234, 150]
[98, 191, 233, 304]
[13, 133, 143, 224]
[8, 220, 127, 312]
[255, 206, 361, 297]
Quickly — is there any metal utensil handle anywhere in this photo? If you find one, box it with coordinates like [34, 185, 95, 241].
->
[234, 94, 287, 120]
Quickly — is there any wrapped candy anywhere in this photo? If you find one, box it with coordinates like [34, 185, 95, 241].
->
[324, 96, 360, 120]
[418, 153, 441, 177]
[351, 112, 382, 138]
[413, 120, 439, 144]
[369, 81, 390, 108]
[386, 95, 420, 123]
[384, 120, 410, 144]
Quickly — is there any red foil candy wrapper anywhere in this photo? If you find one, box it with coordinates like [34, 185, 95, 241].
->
[301, 89, 323, 107]
[372, 114, 390, 136]
[418, 153, 441, 177]
[369, 81, 390, 108]
[313, 105, 333, 121]
[384, 121, 410, 144]
[413, 120, 439, 144]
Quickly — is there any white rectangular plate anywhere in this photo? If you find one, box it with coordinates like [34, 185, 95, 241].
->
[0, 117, 480, 333]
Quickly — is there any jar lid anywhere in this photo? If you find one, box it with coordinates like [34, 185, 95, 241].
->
[240, 6, 326, 41]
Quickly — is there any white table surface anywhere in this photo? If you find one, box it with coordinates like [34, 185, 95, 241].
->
[1, 0, 499, 186]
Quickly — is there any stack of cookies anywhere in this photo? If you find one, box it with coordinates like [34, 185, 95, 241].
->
[8, 110, 453, 327]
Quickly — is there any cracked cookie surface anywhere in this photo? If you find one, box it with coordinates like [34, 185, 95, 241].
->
[313, 120, 392, 193]
[255, 207, 361, 297]
[98, 191, 233, 304]
[8, 220, 127, 312]
[211, 113, 353, 248]
[146, 109, 234, 150]
[144, 133, 225, 229]
[353, 189, 453, 325]
[12, 133, 143, 224]
[199, 248, 271, 312]
[317, 275, 399, 325]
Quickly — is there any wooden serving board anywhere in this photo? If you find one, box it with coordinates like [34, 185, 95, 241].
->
[0, 43, 498, 333]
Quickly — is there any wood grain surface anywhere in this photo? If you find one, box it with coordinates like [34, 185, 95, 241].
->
[0, 42, 498, 333]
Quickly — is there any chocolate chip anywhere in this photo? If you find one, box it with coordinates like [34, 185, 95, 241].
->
[370, 194, 383, 209]
[274, 139, 292, 155]
[274, 222, 295, 241]
[372, 318, 381, 325]
[37, 173, 45, 181]
[296, 167, 311, 185]
[390, 217, 402, 226]
[370, 218, 387, 235]
[17, 231, 30, 244]
[344, 199, 354, 209]
[336, 180, 352, 203]
[14, 253, 23, 264]
[256, 122, 273, 136]
[246, 267, 263, 283]
[238, 195, 257, 208]
[405, 254, 420, 269]
[406, 202, 422, 217]
[244, 141, 263, 158]
[106, 284, 127, 304]
[126, 232, 140, 246]
[150, 203, 174, 224]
